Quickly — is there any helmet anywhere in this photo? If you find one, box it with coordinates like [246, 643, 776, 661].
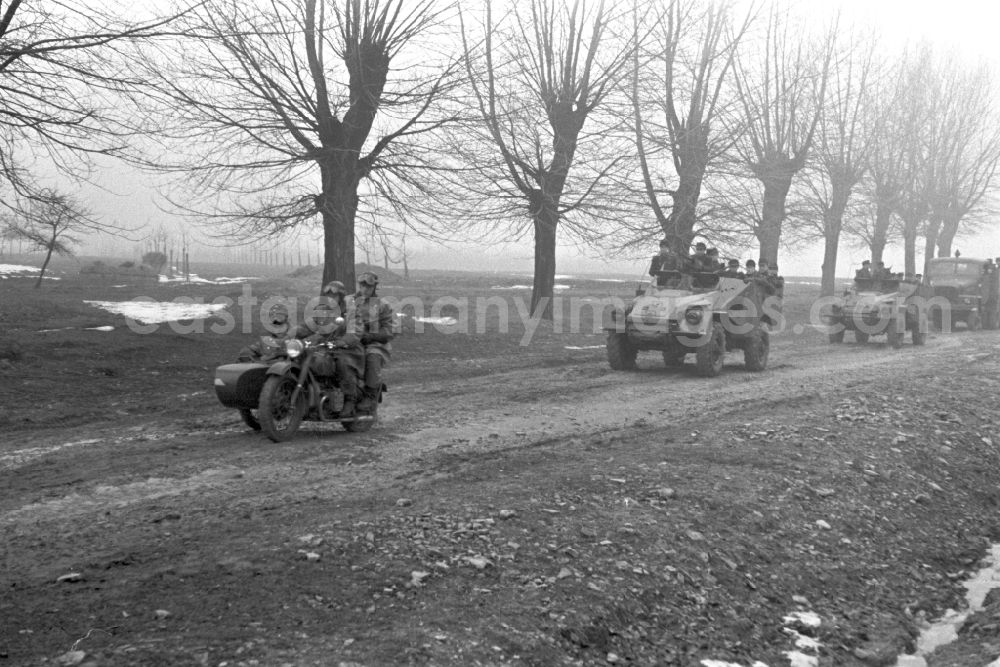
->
[322, 280, 347, 297]
[267, 303, 289, 325]
[357, 271, 379, 286]
[312, 303, 340, 327]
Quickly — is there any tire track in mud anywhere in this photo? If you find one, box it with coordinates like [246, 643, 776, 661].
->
[0, 332, 986, 527]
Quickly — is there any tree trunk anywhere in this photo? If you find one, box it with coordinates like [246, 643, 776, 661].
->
[757, 176, 792, 265]
[35, 242, 55, 289]
[318, 167, 360, 290]
[936, 212, 961, 258]
[820, 229, 839, 297]
[870, 200, 893, 264]
[923, 215, 942, 275]
[661, 133, 708, 253]
[820, 205, 847, 297]
[531, 208, 557, 321]
[902, 219, 919, 277]
[663, 172, 704, 253]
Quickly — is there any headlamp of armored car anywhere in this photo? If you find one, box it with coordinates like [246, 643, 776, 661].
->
[685, 305, 704, 325]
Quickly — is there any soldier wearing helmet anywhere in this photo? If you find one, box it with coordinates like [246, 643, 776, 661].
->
[284, 281, 365, 411]
[351, 271, 395, 413]
[237, 301, 293, 362]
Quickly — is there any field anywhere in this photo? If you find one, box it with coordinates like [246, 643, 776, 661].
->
[3, 256, 1000, 667]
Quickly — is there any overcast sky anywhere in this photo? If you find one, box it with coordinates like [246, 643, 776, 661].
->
[71, 0, 1000, 279]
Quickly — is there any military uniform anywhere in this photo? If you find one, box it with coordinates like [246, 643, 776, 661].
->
[238, 304, 291, 362]
[305, 291, 365, 408]
[649, 252, 686, 275]
[351, 273, 395, 411]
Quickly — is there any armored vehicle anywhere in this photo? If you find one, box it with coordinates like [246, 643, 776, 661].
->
[925, 257, 1000, 331]
[825, 276, 930, 348]
[603, 270, 781, 377]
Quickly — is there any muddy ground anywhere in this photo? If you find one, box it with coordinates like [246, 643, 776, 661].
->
[3, 262, 1000, 666]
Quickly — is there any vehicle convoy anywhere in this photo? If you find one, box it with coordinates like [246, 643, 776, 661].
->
[825, 276, 931, 348]
[925, 256, 1000, 331]
[603, 270, 782, 377]
[214, 325, 383, 442]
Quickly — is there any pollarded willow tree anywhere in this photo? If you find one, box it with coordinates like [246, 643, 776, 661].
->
[921, 58, 1000, 264]
[797, 29, 880, 296]
[456, 0, 636, 320]
[731, 5, 835, 266]
[628, 0, 754, 254]
[136, 0, 458, 288]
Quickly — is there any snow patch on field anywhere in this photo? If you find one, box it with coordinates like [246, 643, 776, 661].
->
[84, 299, 228, 324]
[159, 272, 258, 285]
[0, 263, 39, 275]
[492, 284, 572, 290]
[0, 263, 59, 279]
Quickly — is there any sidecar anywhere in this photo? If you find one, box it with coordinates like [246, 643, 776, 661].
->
[214, 362, 269, 409]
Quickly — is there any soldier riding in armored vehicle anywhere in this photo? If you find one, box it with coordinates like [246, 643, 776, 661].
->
[825, 267, 931, 348]
[606, 244, 781, 377]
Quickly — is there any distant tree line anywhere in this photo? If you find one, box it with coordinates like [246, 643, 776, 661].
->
[2, 0, 1000, 308]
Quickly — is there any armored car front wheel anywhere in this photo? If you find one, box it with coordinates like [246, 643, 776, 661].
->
[695, 322, 726, 377]
[607, 333, 637, 370]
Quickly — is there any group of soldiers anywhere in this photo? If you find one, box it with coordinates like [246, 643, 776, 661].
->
[648, 240, 781, 286]
[239, 271, 394, 415]
[854, 259, 900, 280]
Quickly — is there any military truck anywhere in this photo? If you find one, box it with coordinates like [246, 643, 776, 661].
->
[603, 270, 781, 377]
[925, 256, 1000, 330]
[825, 276, 930, 348]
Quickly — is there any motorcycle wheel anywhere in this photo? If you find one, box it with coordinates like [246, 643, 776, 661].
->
[259, 375, 305, 442]
[238, 408, 261, 432]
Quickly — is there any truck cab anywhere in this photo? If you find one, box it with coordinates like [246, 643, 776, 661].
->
[926, 257, 1000, 330]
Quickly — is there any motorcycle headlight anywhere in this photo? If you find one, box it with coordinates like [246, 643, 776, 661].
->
[285, 339, 304, 358]
[685, 306, 704, 325]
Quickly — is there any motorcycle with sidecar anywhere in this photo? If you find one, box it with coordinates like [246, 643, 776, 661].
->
[214, 319, 383, 441]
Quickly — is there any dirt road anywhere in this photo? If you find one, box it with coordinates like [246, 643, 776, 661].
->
[4, 326, 1000, 666]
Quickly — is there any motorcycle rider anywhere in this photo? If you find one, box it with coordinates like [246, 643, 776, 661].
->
[238, 303, 291, 362]
[298, 282, 365, 414]
[351, 271, 394, 413]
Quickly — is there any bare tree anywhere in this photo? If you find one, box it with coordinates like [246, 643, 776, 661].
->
[136, 0, 458, 288]
[731, 6, 835, 265]
[0, 0, 187, 200]
[628, 0, 754, 253]
[869, 47, 936, 276]
[6, 191, 96, 287]
[798, 29, 879, 295]
[923, 60, 1000, 262]
[854, 52, 918, 265]
[457, 0, 635, 319]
